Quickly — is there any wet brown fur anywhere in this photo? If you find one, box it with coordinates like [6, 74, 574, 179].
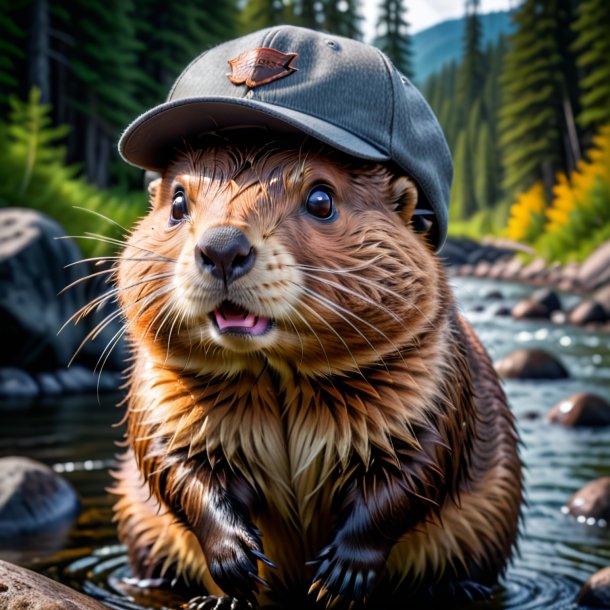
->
[112, 135, 522, 607]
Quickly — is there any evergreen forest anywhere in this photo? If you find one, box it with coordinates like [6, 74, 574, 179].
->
[1, 0, 609, 261]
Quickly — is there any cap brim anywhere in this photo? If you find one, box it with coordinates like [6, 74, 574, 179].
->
[119, 97, 390, 172]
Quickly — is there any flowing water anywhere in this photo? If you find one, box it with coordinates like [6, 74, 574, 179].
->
[2, 276, 610, 609]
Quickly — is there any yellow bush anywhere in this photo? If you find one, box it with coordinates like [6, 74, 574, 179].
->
[545, 124, 610, 233]
[506, 181, 546, 242]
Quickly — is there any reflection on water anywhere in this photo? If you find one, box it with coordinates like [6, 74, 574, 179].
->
[1, 277, 610, 609]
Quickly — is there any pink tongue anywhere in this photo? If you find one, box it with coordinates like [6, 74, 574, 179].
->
[214, 306, 269, 334]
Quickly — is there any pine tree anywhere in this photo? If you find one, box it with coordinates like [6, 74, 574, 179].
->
[241, 0, 287, 33]
[499, 0, 581, 201]
[374, 0, 412, 77]
[456, 0, 485, 113]
[572, 0, 610, 134]
[325, 0, 363, 40]
[0, 0, 27, 105]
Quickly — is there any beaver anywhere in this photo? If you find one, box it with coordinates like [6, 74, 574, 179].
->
[111, 25, 522, 610]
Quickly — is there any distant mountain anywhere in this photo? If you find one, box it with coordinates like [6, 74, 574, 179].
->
[411, 10, 516, 84]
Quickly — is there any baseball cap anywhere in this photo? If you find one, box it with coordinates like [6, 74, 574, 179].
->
[118, 25, 452, 250]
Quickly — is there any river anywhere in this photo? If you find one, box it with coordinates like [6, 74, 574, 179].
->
[1, 276, 610, 609]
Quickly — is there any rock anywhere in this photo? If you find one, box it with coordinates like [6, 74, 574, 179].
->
[0, 457, 79, 538]
[495, 348, 569, 380]
[474, 261, 492, 277]
[578, 567, 610, 608]
[0, 368, 39, 401]
[512, 289, 562, 321]
[500, 257, 524, 280]
[578, 241, 610, 292]
[531, 288, 562, 313]
[594, 284, 610, 317]
[0, 560, 107, 609]
[568, 300, 608, 325]
[519, 258, 547, 280]
[512, 299, 551, 320]
[0, 208, 126, 401]
[483, 289, 504, 300]
[439, 237, 477, 267]
[566, 477, 610, 525]
[546, 393, 610, 427]
[492, 304, 512, 317]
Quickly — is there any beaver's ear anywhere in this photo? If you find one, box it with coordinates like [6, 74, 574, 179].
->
[145, 175, 162, 209]
[391, 176, 436, 244]
[390, 176, 418, 223]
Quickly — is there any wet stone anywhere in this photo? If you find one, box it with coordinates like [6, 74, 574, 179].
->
[495, 348, 569, 380]
[568, 300, 608, 326]
[566, 478, 610, 525]
[493, 306, 512, 317]
[0, 560, 107, 609]
[531, 288, 562, 313]
[512, 299, 551, 320]
[546, 393, 610, 427]
[578, 567, 610, 608]
[0, 456, 79, 538]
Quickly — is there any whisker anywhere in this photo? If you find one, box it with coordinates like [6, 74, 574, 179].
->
[59, 267, 116, 295]
[65, 255, 176, 268]
[72, 205, 131, 234]
[58, 235, 177, 262]
[293, 258, 384, 275]
[295, 263, 413, 306]
[298, 284, 394, 371]
[284, 302, 330, 374]
[299, 272, 407, 328]
[293, 299, 365, 377]
[86, 285, 175, 369]
[59, 272, 174, 335]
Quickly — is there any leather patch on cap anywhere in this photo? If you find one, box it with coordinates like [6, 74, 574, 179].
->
[228, 48, 298, 88]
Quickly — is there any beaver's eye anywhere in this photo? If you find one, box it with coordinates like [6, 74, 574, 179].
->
[306, 187, 335, 220]
[170, 190, 188, 225]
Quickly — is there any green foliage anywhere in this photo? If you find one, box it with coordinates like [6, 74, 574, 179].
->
[241, 0, 287, 32]
[535, 177, 610, 263]
[498, 0, 580, 200]
[457, 1, 485, 111]
[137, 0, 239, 102]
[572, 0, 610, 132]
[374, 0, 413, 78]
[0, 0, 26, 103]
[0, 89, 146, 257]
[424, 17, 505, 223]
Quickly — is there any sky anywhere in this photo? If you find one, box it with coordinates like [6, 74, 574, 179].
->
[362, 0, 515, 39]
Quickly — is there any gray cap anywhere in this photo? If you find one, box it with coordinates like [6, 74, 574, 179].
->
[119, 25, 452, 250]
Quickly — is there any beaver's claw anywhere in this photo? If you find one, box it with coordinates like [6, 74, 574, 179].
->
[308, 541, 388, 608]
[200, 519, 274, 606]
[184, 595, 250, 610]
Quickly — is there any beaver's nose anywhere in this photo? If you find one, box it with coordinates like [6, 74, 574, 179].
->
[196, 226, 255, 285]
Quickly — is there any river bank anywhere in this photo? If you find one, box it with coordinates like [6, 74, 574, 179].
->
[443, 237, 610, 331]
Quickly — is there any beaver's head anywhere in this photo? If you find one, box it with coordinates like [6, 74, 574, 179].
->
[118, 135, 444, 377]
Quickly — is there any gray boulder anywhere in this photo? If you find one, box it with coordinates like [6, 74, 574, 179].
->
[0, 208, 125, 401]
[0, 457, 79, 538]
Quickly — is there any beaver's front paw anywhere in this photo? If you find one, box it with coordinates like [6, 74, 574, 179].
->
[185, 594, 249, 610]
[199, 520, 275, 606]
[308, 539, 389, 608]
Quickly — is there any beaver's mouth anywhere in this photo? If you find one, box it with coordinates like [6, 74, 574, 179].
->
[211, 301, 272, 336]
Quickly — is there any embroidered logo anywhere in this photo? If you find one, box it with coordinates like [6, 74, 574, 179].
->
[228, 48, 298, 88]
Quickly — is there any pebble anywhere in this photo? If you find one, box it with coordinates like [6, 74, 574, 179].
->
[546, 393, 610, 427]
[495, 348, 569, 380]
[566, 477, 610, 524]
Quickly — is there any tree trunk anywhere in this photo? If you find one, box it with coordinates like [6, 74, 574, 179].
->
[28, 0, 50, 103]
